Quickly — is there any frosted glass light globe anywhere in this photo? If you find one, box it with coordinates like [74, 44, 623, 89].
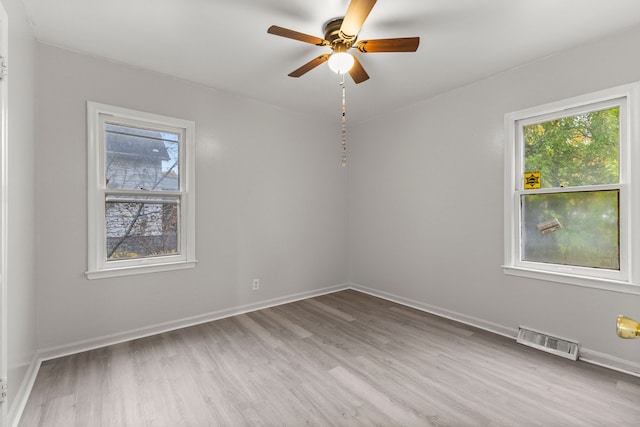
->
[328, 52, 355, 74]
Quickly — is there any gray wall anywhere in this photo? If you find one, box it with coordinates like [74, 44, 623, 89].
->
[4, 0, 38, 419]
[349, 24, 640, 368]
[35, 44, 349, 349]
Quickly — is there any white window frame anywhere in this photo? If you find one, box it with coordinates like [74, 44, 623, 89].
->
[87, 102, 197, 279]
[503, 83, 640, 295]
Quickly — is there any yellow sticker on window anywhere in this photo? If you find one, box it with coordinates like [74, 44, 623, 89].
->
[524, 171, 541, 189]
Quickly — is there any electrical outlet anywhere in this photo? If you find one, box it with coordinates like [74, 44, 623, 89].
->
[252, 278, 260, 291]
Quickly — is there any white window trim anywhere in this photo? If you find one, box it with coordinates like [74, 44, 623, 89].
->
[503, 82, 640, 295]
[86, 102, 197, 279]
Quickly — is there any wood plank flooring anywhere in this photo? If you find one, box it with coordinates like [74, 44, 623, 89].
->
[19, 290, 640, 426]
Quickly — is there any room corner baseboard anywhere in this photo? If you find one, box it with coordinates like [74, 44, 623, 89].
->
[12, 283, 350, 427]
[8, 354, 42, 427]
[348, 283, 517, 339]
[14, 281, 639, 427]
[348, 282, 640, 377]
[37, 283, 350, 363]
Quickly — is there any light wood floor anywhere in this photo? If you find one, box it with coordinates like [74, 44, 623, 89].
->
[19, 290, 640, 426]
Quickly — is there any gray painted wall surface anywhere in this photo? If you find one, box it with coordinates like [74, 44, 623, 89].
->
[35, 44, 349, 349]
[4, 0, 38, 416]
[348, 24, 640, 366]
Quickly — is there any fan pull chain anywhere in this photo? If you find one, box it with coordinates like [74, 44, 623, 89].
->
[340, 75, 347, 167]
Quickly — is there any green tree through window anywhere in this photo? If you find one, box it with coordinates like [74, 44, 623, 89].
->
[523, 108, 619, 188]
[521, 107, 620, 270]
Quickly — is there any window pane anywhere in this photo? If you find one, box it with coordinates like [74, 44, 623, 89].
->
[105, 123, 179, 191]
[106, 196, 179, 260]
[523, 107, 619, 188]
[521, 191, 619, 270]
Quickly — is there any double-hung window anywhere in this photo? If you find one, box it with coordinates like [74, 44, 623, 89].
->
[87, 102, 196, 279]
[504, 83, 640, 293]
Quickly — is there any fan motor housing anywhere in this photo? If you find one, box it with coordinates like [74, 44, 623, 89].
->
[324, 18, 355, 52]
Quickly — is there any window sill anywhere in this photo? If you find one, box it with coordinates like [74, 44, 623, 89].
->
[86, 260, 197, 280]
[502, 265, 640, 295]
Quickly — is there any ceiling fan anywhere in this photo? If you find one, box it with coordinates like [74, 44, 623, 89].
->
[267, 0, 419, 84]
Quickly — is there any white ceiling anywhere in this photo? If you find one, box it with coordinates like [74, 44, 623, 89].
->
[20, 0, 640, 122]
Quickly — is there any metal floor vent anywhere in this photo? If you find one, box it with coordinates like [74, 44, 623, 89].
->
[516, 327, 579, 361]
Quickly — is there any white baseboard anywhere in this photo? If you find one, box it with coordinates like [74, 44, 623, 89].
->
[579, 348, 640, 377]
[38, 283, 350, 362]
[349, 282, 640, 378]
[8, 354, 41, 427]
[11, 281, 640, 427]
[11, 283, 349, 427]
[349, 282, 517, 338]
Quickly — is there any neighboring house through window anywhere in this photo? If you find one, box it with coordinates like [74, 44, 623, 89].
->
[87, 102, 196, 279]
[503, 83, 640, 294]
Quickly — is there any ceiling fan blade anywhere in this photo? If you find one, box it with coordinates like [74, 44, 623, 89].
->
[288, 54, 331, 78]
[355, 37, 420, 53]
[267, 25, 328, 46]
[340, 0, 377, 41]
[349, 56, 370, 84]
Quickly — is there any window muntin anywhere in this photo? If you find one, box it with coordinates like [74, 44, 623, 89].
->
[104, 121, 182, 262]
[87, 102, 196, 279]
[518, 105, 621, 273]
[504, 84, 640, 293]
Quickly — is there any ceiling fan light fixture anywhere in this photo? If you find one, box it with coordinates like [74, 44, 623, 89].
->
[328, 52, 354, 74]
